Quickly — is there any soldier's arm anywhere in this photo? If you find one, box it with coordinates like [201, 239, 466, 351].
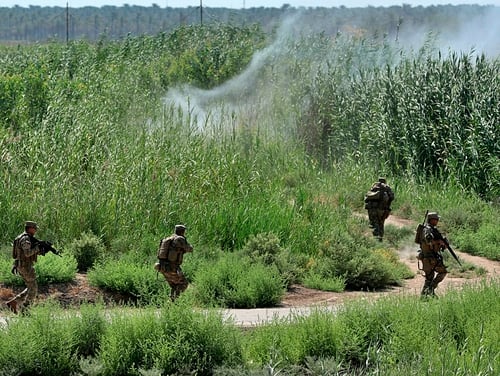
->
[424, 228, 445, 248]
[179, 237, 193, 253]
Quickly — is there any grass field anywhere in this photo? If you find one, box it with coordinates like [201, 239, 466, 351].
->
[0, 21, 499, 374]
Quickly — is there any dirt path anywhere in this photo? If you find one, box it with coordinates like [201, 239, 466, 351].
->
[1, 214, 499, 315]
[282, 214, 500, 307]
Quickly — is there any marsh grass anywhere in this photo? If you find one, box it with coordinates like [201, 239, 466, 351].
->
[0, 25, 499, 375]
[1, 281, 498, 375]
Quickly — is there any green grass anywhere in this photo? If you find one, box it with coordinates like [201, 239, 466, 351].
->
[1, 281, 498, 375]
[0, 21, 498, 375]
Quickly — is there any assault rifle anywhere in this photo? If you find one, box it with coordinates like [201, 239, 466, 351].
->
[11, 237, 62, 275]
[440, 236, 462, 267]
[31, 237, 62, 257]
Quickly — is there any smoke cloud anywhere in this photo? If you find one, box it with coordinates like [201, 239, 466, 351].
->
[162, 7, 499, 129]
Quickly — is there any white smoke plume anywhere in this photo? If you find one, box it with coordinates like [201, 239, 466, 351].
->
[163, 12, 302, 129]
[162, 6, 499, 130]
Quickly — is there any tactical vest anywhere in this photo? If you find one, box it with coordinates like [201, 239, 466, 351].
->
[420, 225, 441, 253]
[12, 233, 38, 263]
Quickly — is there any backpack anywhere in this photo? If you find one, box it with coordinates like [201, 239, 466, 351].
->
[157, 236, 173, 260]
[157, 236, 183, 264]
[364, 190, 382, 202]
[414, 224, 424, 244]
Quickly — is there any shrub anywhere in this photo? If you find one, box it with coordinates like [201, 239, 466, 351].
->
[240, 232, 306, 287]
[67, 232, 105, 272]
[193, 253, 285, 308]
[0, 302, 81, 375]
[35, 253, 78, 285]
[0, 252, 77, 286]
[303, 272, 346, 292]
[454, 222, 500, 261]
[87, 255, 168, 304]
[317, 235, 401, 290]
[98, 302, 242, 375]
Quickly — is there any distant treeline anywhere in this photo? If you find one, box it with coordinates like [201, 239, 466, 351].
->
[0, 4, 498, 43]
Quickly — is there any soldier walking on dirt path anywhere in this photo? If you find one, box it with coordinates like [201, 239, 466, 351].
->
[155, 224, 193, 302]
[417, 212, 448, 297]
[364, 177, 395, 240]
[6, 221, 42, 314]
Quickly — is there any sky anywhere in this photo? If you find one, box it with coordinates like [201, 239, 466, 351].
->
[3, 0, 500, 9]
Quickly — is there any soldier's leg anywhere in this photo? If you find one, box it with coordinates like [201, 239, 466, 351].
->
[24, 276, 38, 308]
[170, 272, 188, 301]
[6, 287, 28, 313]
[421, 258, 436, 296]
[367, 209, 377, 230]
[431, 263, 447, 295]
[12, 265, 38, 311]
[163, 270, 188, 302]
[375, 209, 386, 240]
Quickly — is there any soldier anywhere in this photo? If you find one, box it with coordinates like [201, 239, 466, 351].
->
[364, 177, 395, 240]
[417, 212, 447, 297]
[155, 224, 193, 301]
[6, 221, 42, 314]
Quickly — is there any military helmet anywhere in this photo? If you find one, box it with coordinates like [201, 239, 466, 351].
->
[25, 221, 38, 229]
[378, 176, 386, 183]
[427, 212, 440, 221]
[175, 224, 187, 233]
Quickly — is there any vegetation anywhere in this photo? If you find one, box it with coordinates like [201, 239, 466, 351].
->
[0, 6, 499, 375]
[0, 281, 498, 375]
[1, 19, 499, 302]
[0, 4, 499, 46]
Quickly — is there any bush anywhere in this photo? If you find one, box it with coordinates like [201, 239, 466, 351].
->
[240, 232, 306, 288]
[193, 253, 285, 308]
[303, 272, 346, 292]
[0, 252, 77, 286]
[98, 301, 242, 375]
[454, 222, 500, 261]
[316, 234, 402, 290]
[0, 302, 82, 375]
[87, 255, 169, 304]
[67, 232, 105, 272]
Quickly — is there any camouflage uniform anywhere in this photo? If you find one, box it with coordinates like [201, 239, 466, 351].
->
[418, 212, 447, 297]
[7, 221, 41, 313]
[365, 178, 394, 240]
[155, 225, 193, 301]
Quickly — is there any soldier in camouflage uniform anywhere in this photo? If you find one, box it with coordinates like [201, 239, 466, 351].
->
[417, 212, 447, 297]
[364, 177, 395, 240]
[155, 224, 193, 301]
[6, 221, 42, 314]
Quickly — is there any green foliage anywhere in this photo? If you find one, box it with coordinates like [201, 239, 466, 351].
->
[312, 232, 406, 290]
[70, 302, 107, 358]
[454, 222, 500, 261]
[240, 232, 306, 287]
[87, 255, 168, 304]
[35, 253, 78, 285]
[0, 251, 77, 286]
[67, 231, 105, 272]
[243, 281, 500, 373]
[0, 281, 499, 375]
[0, 302, 82, 375]
[98, 302, 242, 375]
[302, 272, 346, 292]
[164, 24, 266, 89]
[0, 23, 498, 298]
[193, 253, 285, 308]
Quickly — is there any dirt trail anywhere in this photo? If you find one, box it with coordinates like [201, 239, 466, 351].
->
[282, 214, 500, 307]
[1, 214, 499, 313]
